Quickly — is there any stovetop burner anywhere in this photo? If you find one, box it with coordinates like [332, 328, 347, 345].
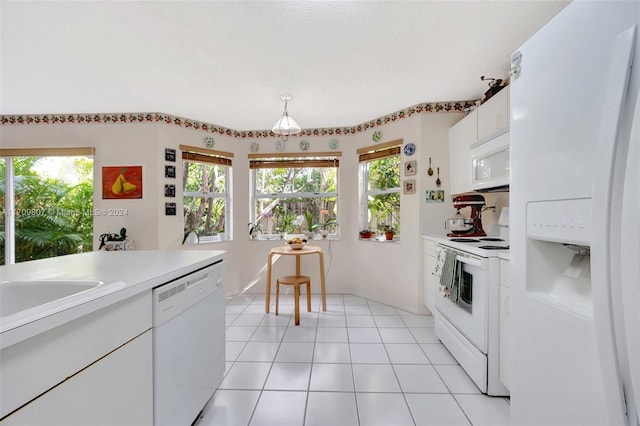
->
[479, 237, 504, 242]
[478, 245, 509, 250]
[449, 238, 481, 243]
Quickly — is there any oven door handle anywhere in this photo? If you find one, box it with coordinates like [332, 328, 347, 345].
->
[455, 255, 483, 268]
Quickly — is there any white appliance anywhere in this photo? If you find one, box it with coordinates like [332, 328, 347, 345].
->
[471, 131, 510, 191]
[510, 1, 639, 425]
[434, 236, 509, 396]
[153, 261, 225, 426]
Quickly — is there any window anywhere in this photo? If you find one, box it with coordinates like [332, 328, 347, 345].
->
[0, 148, 94, 265]
[358, 140, 401, 236]
[250, 153, 340, 238]
[181, 145, 232, 242]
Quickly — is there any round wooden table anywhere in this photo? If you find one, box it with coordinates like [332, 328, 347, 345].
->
[265, 245, 327, 313]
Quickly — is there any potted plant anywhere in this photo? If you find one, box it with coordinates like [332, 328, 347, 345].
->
[359, 229, 375, 239]
[302, 210, 315, 240]
[278, 211, 295, 239]
[248, 222, 262, 239]
[263, 211, 274, 235]
[383, 225, 396, 241]
[183, 212, 199, 244]
[312, 218, 337, 239]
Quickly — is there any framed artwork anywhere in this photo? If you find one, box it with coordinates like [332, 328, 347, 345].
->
[102, 166, 143, 199]
[165, 202, 177, 216]
[404, 179, 416, 194]
[404, 160, 417, 176]
[426, 189, 445, 203]
[165, 165, 176, 178]
[164, 148, 176, 162]
[164, 184, 176, 197]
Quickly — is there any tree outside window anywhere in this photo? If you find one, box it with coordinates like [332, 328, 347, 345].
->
[182, 160, 230, 242]
[359, 142, 401, 237]
[251, 155, 339, 238]
[0, 154, 94, 264]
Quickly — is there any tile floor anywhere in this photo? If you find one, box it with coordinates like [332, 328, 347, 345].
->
[196, 293, 510, 426]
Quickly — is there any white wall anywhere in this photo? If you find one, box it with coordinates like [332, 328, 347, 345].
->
[1, 122, 162, 250]
[1, 111, 462, 312]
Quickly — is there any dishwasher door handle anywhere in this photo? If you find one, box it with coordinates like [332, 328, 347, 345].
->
[186, 273, 209, 288]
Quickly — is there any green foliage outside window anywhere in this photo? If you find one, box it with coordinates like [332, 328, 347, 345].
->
[364, 156, 400, 233]
[0, 156, 94, 264]
[183, 161, 228, 238]
[254, 166, 337, 235]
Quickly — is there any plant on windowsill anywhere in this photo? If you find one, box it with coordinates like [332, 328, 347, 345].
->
[312, 218, 337, 239]
[302, 210, 315, 240]
[381, 224, 396, 241]
[248, 222, 262, 240]
[183, 211, 199, 244]
[359, 229, 375, 239]
[277, 211, 296, 239]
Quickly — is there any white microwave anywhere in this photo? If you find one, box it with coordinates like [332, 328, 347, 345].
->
[471, 131, 510, 191]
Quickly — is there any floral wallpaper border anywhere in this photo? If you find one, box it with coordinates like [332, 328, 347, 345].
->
[0, 100, 477, 139]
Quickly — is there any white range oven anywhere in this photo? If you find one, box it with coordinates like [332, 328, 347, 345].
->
[434, 236, 509, 396]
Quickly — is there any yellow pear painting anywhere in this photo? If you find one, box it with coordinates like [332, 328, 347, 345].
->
[102, 166, 143, 199]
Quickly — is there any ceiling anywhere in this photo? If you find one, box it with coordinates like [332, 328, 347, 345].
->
[1, 1, 570, 132]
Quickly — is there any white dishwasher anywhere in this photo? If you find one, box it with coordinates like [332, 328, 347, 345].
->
[152, 260, 225, 426]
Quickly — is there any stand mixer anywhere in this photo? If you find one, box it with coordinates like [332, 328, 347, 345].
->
[447, 194, 487, 237]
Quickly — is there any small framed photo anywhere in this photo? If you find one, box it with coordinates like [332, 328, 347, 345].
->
[165, 165, 176, 178]
[404, 160, 416, 176]
[165, 202, 177, 216]
[165, 148, 176, 162]
[164, 184, 176, 197]
[404, 179, 416, 194]
[426, 189, 445, 203]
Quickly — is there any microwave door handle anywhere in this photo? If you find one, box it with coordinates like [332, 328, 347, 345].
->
[455, 255, 483, 268]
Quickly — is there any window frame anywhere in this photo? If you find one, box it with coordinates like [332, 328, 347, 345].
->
[180, 145, 233, 242]
[0, 147, 95, 264]
[249, 152, 341, 239]
[358, 139, 402, 238]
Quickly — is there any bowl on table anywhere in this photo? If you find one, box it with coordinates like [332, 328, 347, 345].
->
[286, 238, 307, 250]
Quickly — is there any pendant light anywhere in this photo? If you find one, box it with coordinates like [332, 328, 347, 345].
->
[272, 94, 301, 141]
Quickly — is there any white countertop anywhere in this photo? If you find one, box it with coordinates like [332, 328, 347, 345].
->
[0, 250, 225, 349]
[422, 232, 509, 258]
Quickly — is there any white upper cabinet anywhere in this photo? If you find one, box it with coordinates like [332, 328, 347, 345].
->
[477, 86, 510, 143]
[449, 109, 477, 195]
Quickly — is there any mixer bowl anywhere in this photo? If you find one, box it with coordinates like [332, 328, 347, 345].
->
[446, 218, 474, 233]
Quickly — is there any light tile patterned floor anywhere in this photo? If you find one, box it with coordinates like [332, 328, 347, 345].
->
[196, 293, 510, 426]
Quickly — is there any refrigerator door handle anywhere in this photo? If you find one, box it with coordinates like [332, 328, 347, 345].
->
[620, 88, 640, 425]
[591, 24, 637, 426]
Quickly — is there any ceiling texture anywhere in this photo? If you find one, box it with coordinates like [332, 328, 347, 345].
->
[1, 1, 570, 132]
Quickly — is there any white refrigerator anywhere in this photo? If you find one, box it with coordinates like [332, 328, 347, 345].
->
[510, 1, 640, 425]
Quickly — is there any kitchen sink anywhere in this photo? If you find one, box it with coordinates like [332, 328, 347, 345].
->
[0, 280, 104, 318]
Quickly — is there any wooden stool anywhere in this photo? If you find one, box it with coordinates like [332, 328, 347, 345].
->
[276, 275, 311, 325]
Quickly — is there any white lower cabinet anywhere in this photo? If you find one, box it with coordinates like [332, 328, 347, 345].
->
[423, 237, 439, 314]
[3, 331, 153, 426]
[0, 291, 153, 425]
[499, 258, 511, 390]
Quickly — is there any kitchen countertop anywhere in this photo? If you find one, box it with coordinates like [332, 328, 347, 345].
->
[0, 250, 225, 349]
[422, 232, 510, 258]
